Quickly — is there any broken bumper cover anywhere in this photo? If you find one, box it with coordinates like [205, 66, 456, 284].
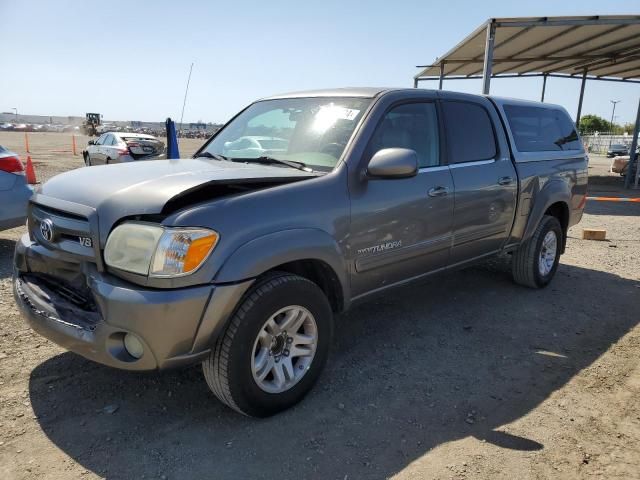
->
[13, 234, 253, 371]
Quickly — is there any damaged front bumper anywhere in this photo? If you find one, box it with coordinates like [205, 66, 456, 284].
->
[13, 234, 253, 371]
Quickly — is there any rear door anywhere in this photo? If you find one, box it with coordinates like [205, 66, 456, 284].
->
[102, 134, 116, 163]
[349, 97, 455, 297]
[441, 98, 517, 265]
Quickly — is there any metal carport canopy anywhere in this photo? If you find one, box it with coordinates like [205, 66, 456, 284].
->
[413, 15, 640, 189]
[414, 15, 640, 90]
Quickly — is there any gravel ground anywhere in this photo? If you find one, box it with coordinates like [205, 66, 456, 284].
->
[0, 132, 638, 479]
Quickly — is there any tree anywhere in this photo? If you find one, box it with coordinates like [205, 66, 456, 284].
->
[622, 122, 636, 134]
[579, 114, 611, 134]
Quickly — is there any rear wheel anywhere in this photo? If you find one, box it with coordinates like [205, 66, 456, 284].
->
[202, 273, 333, 417]
[512, 215, 562, 288]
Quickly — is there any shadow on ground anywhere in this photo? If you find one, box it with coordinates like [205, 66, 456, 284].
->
[29, 261, 638, 479]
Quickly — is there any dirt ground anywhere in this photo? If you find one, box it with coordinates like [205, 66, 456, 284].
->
[0, 132, 638, 479]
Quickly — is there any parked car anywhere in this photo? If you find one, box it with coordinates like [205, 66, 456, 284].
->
[13, 88, 587, 417]
[223, 135, 289, 158]
[0, 146, 33, 230]
[610, 149, 638, 176]
[606, 143, 629, 157]
[83, 132, 166, 165]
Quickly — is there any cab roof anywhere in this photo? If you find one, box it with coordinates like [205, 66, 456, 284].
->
[260, 87, 393, 100]
[259, 87, 564, 111]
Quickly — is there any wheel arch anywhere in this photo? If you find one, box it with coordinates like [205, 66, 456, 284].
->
[522, 180, 571, 253]
[214, 229, 350, 312]
[544, 201, 570, 253]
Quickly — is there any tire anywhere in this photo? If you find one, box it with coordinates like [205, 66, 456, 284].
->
[105, 157, 111, 164]
[512, 215, 563, 288]
[84, 153, 91, 166]
[203, 273, 333, 417]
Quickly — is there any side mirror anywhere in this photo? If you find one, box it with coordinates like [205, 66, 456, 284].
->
[367, 148, 418, 179]
[88, 140, 95, 145]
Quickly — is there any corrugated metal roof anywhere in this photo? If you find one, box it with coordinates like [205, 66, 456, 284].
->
[415, 16, 640, 81]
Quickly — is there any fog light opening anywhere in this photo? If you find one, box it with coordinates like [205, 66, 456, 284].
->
[123, 333, 144, 359]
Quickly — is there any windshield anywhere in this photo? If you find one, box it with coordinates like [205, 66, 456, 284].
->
[199, 97, 371, 171]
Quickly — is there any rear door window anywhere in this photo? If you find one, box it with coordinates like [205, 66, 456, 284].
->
[503, 105, 581, 152]
[442, 101, 497, 163]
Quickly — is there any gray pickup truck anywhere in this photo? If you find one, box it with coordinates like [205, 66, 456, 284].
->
[13, 88, 587, 416]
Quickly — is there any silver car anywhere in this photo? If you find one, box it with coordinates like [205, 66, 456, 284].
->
[0, 146, 33, 230]
[83, 132, 165, 166]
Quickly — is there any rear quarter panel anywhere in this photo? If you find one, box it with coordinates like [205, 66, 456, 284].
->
[508, 156, 588, 246]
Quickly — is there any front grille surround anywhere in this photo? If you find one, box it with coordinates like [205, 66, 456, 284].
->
[29, 201, 103, 270]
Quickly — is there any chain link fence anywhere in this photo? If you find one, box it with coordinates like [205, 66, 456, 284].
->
[581, 133, 633, 155]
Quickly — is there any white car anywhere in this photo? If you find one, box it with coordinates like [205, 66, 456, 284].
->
[83, 132, 165, 166]
[223, 136, 289, 158]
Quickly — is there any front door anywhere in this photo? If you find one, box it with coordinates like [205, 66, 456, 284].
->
[441, 99, 518, 264]
[349, 101, 454, 297]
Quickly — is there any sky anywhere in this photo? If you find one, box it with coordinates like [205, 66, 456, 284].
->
[2, 0, 639, 125]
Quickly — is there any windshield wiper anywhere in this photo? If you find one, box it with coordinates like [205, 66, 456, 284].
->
[195, 151, 228, 161]
[230, 156, 313, 172]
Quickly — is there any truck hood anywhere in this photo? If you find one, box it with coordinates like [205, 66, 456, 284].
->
[36, 158, 318, 238]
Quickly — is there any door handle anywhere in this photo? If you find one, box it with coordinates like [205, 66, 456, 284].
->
[498, 176, 514, 185]
[428, 186, 449, 197]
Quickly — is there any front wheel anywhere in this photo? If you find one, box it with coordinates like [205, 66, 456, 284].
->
[511, 215, 562, 288]
[203, 273, 333, 417]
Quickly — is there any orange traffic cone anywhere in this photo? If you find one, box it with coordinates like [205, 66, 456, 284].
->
[25, 156, 37, 184]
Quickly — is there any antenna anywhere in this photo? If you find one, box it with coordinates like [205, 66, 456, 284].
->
[178, 62, 194, 141]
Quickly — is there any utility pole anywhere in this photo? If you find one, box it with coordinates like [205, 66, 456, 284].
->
[609, 100, 620, 148]
[12, 108, 17, 120]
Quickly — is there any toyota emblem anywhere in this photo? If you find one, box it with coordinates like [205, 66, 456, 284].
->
[40, 219, 55, 242]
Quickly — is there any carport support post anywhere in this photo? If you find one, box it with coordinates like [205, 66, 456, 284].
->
[413, 78, 419, 88]
[624, 97, 640, 189]
[438, 62, 445, 90]
[541, 74, 547, 102]
[481, 22, 496, 95]
[576, 69, 587, 128]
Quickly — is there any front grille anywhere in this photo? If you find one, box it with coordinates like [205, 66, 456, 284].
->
[30, 203, 97, 261]
[36, 274, 97, 311]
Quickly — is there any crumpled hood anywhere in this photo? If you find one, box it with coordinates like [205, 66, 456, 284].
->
[37, 158, 317, 239]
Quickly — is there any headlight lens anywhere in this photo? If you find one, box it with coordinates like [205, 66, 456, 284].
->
[104, 223, 164, 275]
[104, 223, 219, 277]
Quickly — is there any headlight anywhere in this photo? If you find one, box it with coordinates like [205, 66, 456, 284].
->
[150, 228, 219, 277]
[104, 222, 219, 277]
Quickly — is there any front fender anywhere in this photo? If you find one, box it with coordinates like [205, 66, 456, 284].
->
[522, 179, 570, 244]
[214, 228, 350, 302]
